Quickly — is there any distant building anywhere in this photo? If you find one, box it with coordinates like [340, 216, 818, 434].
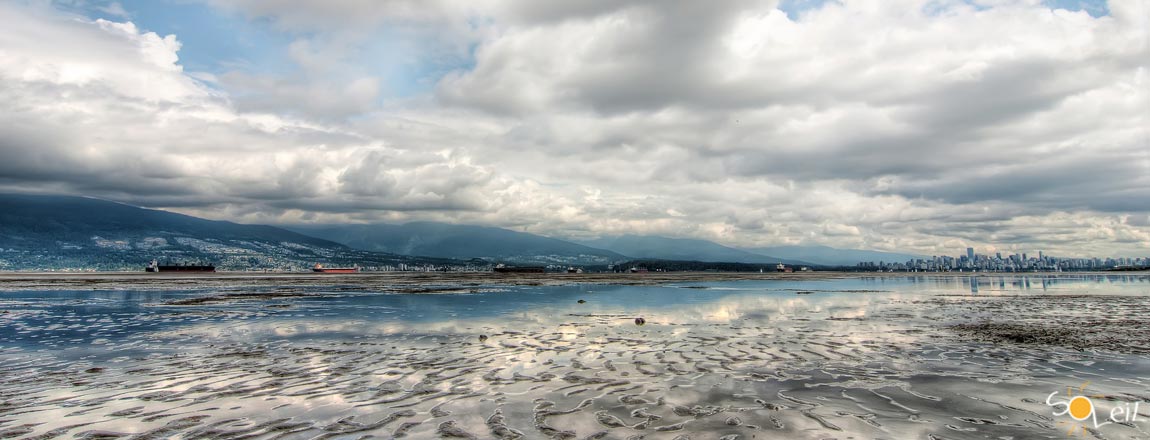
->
[967, 247, 975, 260]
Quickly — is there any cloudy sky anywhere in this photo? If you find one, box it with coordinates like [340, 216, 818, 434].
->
[0, 0, 1146, 257]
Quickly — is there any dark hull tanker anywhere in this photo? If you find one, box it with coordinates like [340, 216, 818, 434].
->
[146, 260, 215, 272]
[493, 264, 545, 273]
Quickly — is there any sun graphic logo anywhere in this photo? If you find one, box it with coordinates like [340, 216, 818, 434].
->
[1045, 381, 1143, 436]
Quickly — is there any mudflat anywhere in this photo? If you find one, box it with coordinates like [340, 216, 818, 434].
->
[1, 273, 1147, 438]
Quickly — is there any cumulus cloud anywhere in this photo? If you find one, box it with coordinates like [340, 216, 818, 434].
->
[0, 2, 498, 212]
[0, 0, 1147, 257]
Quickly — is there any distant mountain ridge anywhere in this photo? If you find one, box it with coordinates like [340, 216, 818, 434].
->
[0, 194, 923, 271]
[579, 235, 812, 266]
[0, 194, 338, 246]
[287, 222, 625, 265]
[0, 194, 449, 271]
[743, 245, 925, 267]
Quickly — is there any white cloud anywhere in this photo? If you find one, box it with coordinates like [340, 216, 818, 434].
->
[0, 7, 198, 102]
[0, 0, 1147, 257]
[0, 2, 501, 214]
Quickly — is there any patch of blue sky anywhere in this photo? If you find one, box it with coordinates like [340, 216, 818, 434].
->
[922, 0, 1109, 17]
[59, 0, 295, 76]
[921, 0, 989, 16]
[328, 30, 476, 100]
[400, 43, 479, 98]
[777, 0, 840, 20]
[1041, 0, 1109, 17]
[57, 0, 472, 100]
[377, 21, 483, 98]
[778, 0, 1109, 19]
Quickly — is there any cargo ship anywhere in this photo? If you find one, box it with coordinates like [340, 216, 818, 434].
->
[145, 260, 215, 272]
[493, 264, 545, 273]
[312, 263, 359, 273]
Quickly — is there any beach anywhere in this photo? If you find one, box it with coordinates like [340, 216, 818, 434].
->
[1, 273, 1148, 439]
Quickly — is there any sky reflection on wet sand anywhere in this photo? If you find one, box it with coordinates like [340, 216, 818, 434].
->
[1, 274, 1148, 439]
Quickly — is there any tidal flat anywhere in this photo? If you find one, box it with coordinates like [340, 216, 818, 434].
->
[1, 273, 1148, 439]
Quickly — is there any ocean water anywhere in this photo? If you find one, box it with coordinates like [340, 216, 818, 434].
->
[1, 274, 1148, 439]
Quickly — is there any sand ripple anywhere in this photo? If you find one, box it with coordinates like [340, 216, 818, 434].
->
[1, 275, 1149, 439]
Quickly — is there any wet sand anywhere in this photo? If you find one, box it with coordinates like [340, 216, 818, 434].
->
[0, 271, 854, 292]
[1, 273, 1148, 439]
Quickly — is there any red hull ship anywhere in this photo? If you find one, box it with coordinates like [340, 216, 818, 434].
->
[312, 264, 359, 273]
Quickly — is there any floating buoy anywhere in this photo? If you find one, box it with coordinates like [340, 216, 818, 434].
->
[478, 334, 488, 342]
[635, 317, 646, 326]
[577, 299, 586, 304]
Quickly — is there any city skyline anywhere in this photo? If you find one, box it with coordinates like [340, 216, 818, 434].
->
[858, 246, 1148, 272]
[0, 0, 1147, 258]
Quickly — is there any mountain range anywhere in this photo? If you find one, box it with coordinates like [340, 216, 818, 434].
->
[0, 194, 924, 270]
[287, 223, 624, 265]
[743, 245, 924, 267]
[0, 194, 452, 271]
[578, 235, 808, 265]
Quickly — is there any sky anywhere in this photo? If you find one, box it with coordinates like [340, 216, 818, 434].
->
[0, 0, 1146, 258]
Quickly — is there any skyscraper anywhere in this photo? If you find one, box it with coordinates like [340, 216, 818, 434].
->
[967, 247, 975, 260]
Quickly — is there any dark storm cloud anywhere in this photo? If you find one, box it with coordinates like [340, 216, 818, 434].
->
[870, 153, 1150, 212]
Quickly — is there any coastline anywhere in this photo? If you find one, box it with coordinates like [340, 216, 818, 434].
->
[0, 270, 1133, 291]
